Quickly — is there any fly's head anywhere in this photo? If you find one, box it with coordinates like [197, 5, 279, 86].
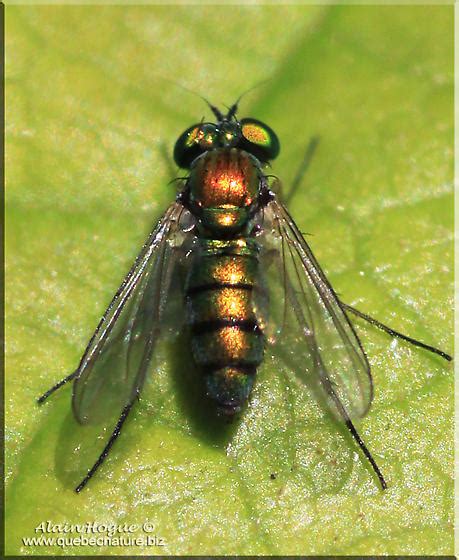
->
[174, 102, 280, 235]
[173, 106, 280, 169]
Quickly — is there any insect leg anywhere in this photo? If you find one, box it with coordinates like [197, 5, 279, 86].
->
[37, 370, 79, 404]
[341, 302, 452, 362]
[284, 136, 320, 206]
[343, 413, 387, 490]
[321, 375, 387, 490]
[75, 400, 135, 493]
[37, 325, 132, 405]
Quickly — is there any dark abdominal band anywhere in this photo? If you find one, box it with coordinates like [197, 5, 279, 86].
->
[185, 242, 266, 414]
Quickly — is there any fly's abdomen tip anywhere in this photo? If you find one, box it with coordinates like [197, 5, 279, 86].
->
[205, 365, 255, 413]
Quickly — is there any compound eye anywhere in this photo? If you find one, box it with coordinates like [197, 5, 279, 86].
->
[174, 123, 218, 168]
[239, 118, 280, 162]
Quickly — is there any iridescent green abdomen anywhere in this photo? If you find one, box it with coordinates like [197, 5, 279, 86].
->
[185, 238, 266, 414]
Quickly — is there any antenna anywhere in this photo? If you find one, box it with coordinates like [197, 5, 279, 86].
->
[225, 78, 271, 120]
[161, 78, 224, 120]
[160, 77, 270, 121]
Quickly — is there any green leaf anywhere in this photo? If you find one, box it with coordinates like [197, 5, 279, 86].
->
[6, 4, 453, 555]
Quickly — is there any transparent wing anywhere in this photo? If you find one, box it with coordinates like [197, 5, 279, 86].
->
[259, 198, 373, 420]
[72, 201, 195, 424]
